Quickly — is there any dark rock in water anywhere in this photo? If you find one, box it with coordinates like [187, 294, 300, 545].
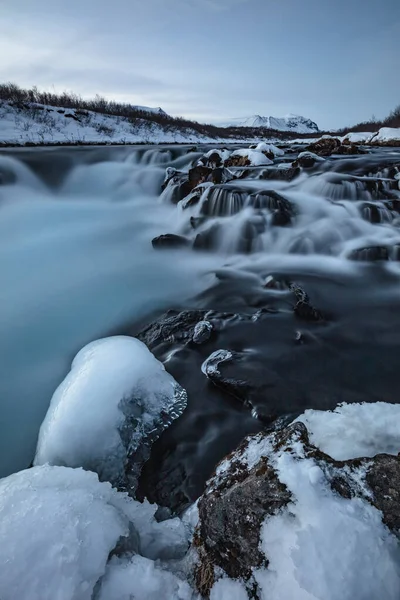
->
[248, 190, 294, 227]
[193, 321, 214, 344]
[335, 143, 365, 155]
[289, 283, 324, 322]
[162, 168, 180, 190]
[201, 348, 289, 420]
[188, 165, 212, 188]
[259, 166, 301, 182]
[181, 187, 204, 209]
[305, 137, 341, 157]
[152, 234, 191, 249]
[193, 420, 400, 593]
[349, 246, 390, 262]
[193, 223, 222, 251]
[137, 309, 208, 351]
[210, 167, 235, 185]
[205, 152, 223, 168]
[292, 152, 319, 168]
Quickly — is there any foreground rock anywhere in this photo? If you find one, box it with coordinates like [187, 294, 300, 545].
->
[194, 417, 400, 597]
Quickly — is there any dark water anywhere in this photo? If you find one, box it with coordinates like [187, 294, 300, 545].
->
[0, 143, 399, 506]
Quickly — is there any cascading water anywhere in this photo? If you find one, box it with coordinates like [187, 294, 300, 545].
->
[1, 142, 400, 492]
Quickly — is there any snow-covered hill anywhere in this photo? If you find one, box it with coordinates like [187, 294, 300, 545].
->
[221, 114, 319, 133]
[0, 100, 219, 145]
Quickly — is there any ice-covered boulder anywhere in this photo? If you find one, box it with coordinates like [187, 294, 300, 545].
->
[194, 403, 400, 599]
[34, 336, 187, 493]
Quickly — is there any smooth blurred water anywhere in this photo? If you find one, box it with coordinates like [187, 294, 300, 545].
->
[0, 146, 217, 477]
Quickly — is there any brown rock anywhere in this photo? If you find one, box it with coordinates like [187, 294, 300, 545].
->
[305, 137, 341, 157]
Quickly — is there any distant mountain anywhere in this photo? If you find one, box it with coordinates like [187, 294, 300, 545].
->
[220, 114, 319, 134]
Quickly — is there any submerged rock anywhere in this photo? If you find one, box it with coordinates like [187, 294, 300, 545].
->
[152, 234, 191, 249]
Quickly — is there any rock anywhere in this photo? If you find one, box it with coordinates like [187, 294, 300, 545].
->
[188, 165, 213, 188]
[151, 234, 191, 249]
[335, 143, 365, 155]
[349, 246, 390, 261]
[193, 321, 214, 344]
[305, 137, 341, 157]
[292, 151, 325, 168]
[264, 275, 290, 290]
[210, 167, 235, 184]
[137, 309, 208, 351]
[161, 168, 193, 203]
[247, 190, 294, 228]
[364, 454, 400, 533]
[193, 223, 222, 251]
[201, 348, 287, 420]
[289, 282, 324, 321]
[224, 155, 251, 168]
[180, 187, 204, 209]
[205, 152, 223, 168]
[193, 420, 400, 594]
[259, 166, 300, 181]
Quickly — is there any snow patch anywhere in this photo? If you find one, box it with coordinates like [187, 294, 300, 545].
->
[295, 402, 400, 460]
[255, 450, 400, 600]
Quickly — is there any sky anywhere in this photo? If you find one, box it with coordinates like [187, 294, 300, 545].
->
[0, 0, 399, 130]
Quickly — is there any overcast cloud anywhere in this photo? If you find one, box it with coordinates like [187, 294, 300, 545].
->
[0, 0, 399, 128]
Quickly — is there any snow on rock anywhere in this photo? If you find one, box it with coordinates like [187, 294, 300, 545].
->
[203, 148, 232, 164]
[210, 578, 249, 600]
[0, 465, 132, 600]
[295, 402, 400, 460]
[254, 142, 285, 156]
[342, 131, 372, 144]
[34, 336, 187, 492]
[226, 148, 273, 167]
[369, 127, 400, 146]
[98, 555, 195, 600]
[255, 445, 400, 600]
[297, 150, 325, 161]
[194, 407, 400, 599]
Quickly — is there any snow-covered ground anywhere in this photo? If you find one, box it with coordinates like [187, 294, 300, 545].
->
[1, 100, 399, 147]
[0, 100, 217, 145]
[0, 100, 279, 146]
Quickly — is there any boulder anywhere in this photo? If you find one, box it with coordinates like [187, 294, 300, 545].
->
[151, 234, 191, 250]
[193, 421, 400, 595]
[188, 165, 213, 188]
[259, 166, 300, 182]
[304, 136, 341, 157]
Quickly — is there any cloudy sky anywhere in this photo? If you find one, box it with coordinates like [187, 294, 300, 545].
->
[1, 0, 399, 129]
